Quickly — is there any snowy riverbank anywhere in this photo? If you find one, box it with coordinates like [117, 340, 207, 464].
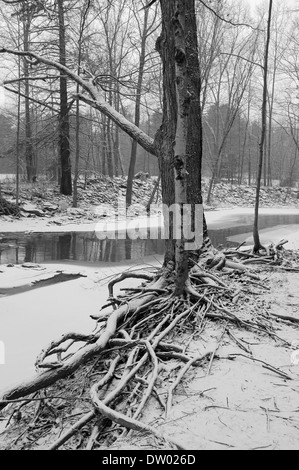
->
[1, 206, 299, 250]
[1, 207, 299, 449]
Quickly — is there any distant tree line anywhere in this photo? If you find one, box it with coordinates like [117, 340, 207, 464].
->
[1, 100, 298, 190]
[1, 0, 299, 201]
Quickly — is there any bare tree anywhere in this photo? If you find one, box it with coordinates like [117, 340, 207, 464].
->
[204, 16, 260, 203]
[72, 0, 92, 207]
[126, 0, 159, 206]
[57, 0, 72, 195]
[253, 0, 273, 253]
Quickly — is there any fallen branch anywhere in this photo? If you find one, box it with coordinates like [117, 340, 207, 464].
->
[225, 329, 252, 355]
[270, 312, 299, 324]
[227, 353, 293, 381]
[206, 325, 227, 376]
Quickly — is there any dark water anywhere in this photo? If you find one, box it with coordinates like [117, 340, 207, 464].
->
[1, 212, 299, 265]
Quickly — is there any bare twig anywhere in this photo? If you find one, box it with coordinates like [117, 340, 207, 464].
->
[166, 351, 212, 417]
[227, 353, 293, 381]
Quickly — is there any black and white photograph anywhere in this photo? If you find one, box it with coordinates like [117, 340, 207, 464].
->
[0, 0, 299, 454]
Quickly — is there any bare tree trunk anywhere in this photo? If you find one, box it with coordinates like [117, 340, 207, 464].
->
[16, 29, 21, 205]
[241, 87, 252, 185]
[100, 115, 107, 176]
[267, 69, 276, 188]
[240, 120, 249, 185]
[106, 118, 114, 177]
[73, 0, 91, 207]
[253, 0, 273, 252]
[58, 0, 72, 195]
[174, 0, 202, 293]
[73, 94, 80, 207]
[126, 6, 149, 207]
[286, 111, 299, 188]
[288, 147, 298, 189]
[153, 0, 204, 273]
[113, 91, 120, 177]
[248, 144, 251, 186]
[23, 12, 35, 183]
[146, 174, 160, 212]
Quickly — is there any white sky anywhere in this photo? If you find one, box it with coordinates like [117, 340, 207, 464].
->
[249, 0, 298, 12]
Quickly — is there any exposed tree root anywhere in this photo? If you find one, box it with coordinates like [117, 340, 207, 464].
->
[1, 246, 299, 450]
[108, 272, 155, 298]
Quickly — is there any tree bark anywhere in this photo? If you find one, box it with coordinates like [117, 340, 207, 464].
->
[155, 0, 203, 280]
[173, 0, 190, 294]
[253, 0, 273, 252]
[23, 11, 35, 183]
[58, 0, 72, 196]
[126, 6, 149, 207]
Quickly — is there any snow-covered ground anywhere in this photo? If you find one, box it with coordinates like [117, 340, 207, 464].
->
[0, 175, 15, 182]
[1, 206, 299, 229]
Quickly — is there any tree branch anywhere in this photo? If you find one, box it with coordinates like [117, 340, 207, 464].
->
[198, 0, 264, 31]
[76, 93, 156, 155]
[4, 75, 62, 84]
[3, 85, 59, 112]
[220, 52, 263, 69]
[0, 47, 156, 156]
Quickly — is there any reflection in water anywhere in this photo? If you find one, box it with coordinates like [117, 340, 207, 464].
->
[58, 234, 72, 259]
[125, 238, 132, 261]
[0, 230, 165, 265]
[0, 213, 299, 265]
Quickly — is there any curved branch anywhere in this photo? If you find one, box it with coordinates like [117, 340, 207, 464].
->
[0, 47, 156, 156]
